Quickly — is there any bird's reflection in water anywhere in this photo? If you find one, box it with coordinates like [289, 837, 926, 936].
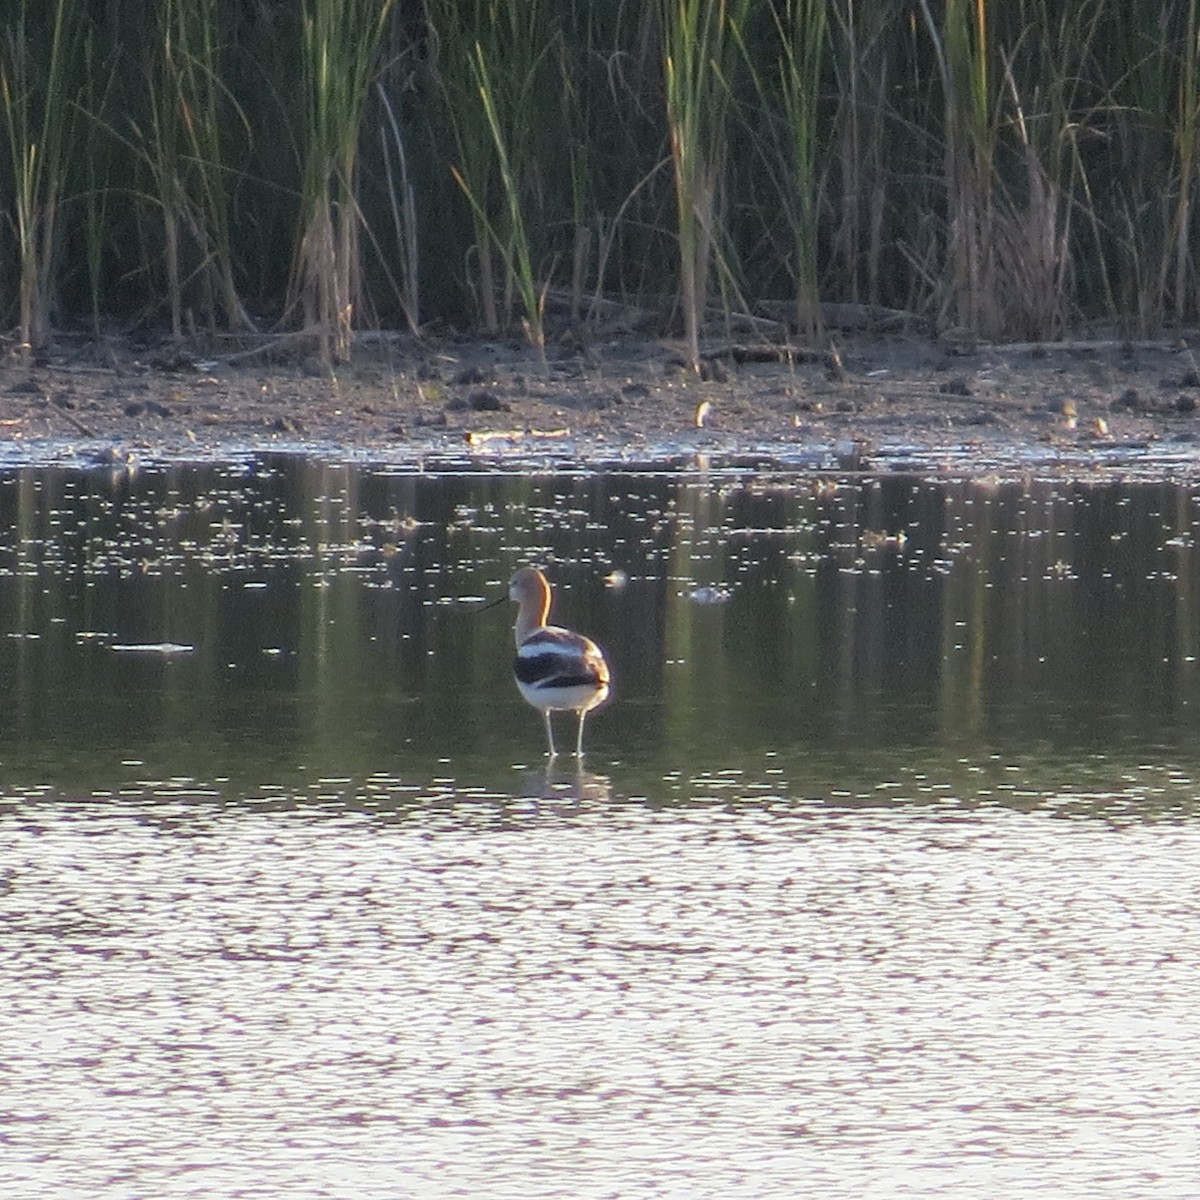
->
[515, 760, 612, 812]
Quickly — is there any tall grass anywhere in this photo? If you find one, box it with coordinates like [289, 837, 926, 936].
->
[377, 80, 419, 334]
[661, 0, 750, 371]
[940, 0, 995, 337]
[734, 0, 827, 339]
[462, 36, 546, 359]
[428, 0, 557, 346]
[1169, 0, 1200, 325]
[1, 0, 77, 352]
[3, 0, 1200, 351]
[139, 0, 251, 338]
[289, 0, 395, 363]
[823, 3, 891, 310]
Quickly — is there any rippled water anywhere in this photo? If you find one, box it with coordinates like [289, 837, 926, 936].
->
[5, 797, 1199, 1199]
[3, 457, 1200, 1198]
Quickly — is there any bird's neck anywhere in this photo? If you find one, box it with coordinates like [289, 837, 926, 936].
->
[514, 597, 550, 645]
[515, 611, 541, 645]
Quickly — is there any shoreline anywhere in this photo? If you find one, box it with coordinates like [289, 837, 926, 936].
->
[3, 332, 1200, 476]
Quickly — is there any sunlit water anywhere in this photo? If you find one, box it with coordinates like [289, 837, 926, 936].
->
[5, 798, 1199, 1199]
[3, 456, 1200, 1198]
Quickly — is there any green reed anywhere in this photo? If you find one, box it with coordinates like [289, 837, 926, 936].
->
[734, 0, 827, 339]
[80, 31, 117, 336]
[661, 0, 750, 371]
[995, 1, 1110, 338]
[1168, 0, 1200, 326]
[426, 0, 500, 331]
[139, 0, 252, 338]
[823, 3, 891, 309]
[376, 80, 420, 335]
[1, 0, 77, 352]
[468, 38, 545, 361]
[553, 19, 593, 323]
[2, 0, 1200, 350]
[918, 0, 996, 337]
[433, 0, 574, 352]
[290, 0, 394, 363]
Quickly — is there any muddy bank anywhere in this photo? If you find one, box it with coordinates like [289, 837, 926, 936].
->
[4, 332, 1200, 474]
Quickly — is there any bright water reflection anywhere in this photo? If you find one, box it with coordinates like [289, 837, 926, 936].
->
[3, 456, 1200, 1197]
[3, 799, 1199, 1199]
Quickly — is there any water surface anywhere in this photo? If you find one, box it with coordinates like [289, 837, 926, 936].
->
[2, 457, 1199, 1198]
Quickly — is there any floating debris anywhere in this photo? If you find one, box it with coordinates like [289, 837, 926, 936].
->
[688, 585, 732, 605]
[860, 530, 908, 551]
[110, 642, 195, 655]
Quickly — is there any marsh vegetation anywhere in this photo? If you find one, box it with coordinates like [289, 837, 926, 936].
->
[3, 1, 1199, 361]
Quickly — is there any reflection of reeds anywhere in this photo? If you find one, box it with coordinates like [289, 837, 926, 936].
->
[3, 0, 1200, 346]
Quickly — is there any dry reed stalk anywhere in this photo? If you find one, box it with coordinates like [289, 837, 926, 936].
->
[289, 0, 394, 364]
[1, 0, 76, 352]
[661, 0, 750, 372]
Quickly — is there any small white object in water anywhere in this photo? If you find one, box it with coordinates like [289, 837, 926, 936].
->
[688, 585, 732, 604]
[110, 642, 194, 655]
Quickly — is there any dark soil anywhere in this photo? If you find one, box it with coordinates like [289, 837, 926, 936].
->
[5, 331, 1200, 473]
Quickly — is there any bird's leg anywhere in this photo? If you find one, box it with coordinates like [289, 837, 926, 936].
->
[575, 711, 586, 757]
[543, 711, 558, 757]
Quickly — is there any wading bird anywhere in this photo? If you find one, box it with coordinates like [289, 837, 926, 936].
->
[491, 567, 611, 757]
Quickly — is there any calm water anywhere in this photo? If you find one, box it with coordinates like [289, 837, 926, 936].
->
[2, 456, 1200, 1198]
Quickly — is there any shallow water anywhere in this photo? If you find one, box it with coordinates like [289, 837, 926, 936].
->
[2, 456, 1200, 1198]
[5, 799, 1199, 1199]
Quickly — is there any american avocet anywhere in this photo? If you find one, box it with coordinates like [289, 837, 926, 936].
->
[499, 567, 611, 758]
